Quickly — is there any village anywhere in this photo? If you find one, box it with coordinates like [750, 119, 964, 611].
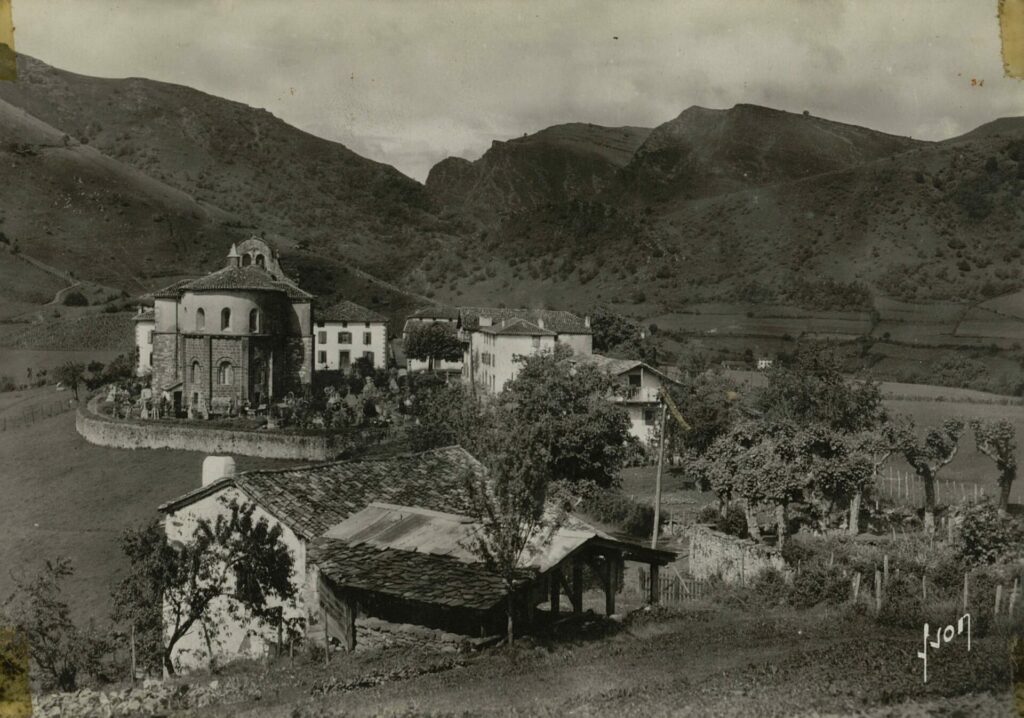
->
[0, 235, 1020, 717]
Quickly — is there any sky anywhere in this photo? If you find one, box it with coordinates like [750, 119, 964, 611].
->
[11, 0, 1024, 182]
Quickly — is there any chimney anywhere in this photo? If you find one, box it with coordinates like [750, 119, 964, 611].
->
[584, 315, 591, 328]
[202, 456, 236, 487]
[537, 317, 545, 330]
[479, 316, 493, 327]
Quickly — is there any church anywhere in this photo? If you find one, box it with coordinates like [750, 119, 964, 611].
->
[137, 237, 315, 417]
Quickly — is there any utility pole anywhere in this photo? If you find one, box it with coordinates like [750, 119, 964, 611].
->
[651, 399, 668, 550]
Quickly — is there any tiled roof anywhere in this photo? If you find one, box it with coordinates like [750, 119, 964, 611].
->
[158, 446, 484, 540]
[316, 300, 386, 323]
[408, 305, 460, 320]
[476, 317, 556, 337]
[151, 267, 312, 300]
[152, 278, 196, 299]
[133, 309, 155, 323]
[309, 538, 516, 610]
[569, 353, 682, 385]
[460, 307, 591, 335]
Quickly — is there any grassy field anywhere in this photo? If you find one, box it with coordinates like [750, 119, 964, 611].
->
[0, 349, 123, 386]
[0, 411, 293, 622]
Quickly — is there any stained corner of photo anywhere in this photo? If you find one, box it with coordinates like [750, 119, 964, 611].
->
[1001, 0, 1024, 79]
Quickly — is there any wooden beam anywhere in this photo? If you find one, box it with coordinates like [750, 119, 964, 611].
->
[605, 557, 617, 616]
[571, 559, 583, 615]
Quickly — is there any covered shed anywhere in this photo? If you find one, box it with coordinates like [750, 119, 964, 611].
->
[307, 503, 676, 650]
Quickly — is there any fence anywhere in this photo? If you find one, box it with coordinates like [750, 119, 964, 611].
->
[637, 567, 712, 604]
[0, 398, 77, 432]
[874, 467, 985, 508]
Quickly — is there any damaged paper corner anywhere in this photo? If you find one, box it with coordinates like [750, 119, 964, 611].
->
[0, 0, 13, 82]
[1000, 0, 1024, 79]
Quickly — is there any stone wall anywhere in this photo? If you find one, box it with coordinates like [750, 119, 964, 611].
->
[32, 676, 259, 718]
[77, 397, 352, 460]
[687, 524, 787, 584]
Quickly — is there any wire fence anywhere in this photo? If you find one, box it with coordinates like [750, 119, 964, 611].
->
[0, 398, 77, 432]
[874, 467, 985, 508]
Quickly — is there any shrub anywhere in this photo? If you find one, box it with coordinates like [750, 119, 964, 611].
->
[751, 567, 789, 607]
[877, 573, 923, 628]
[957, 500, 1024, 566]
[62, 290, 88, 307]
[580, 491, 654, 538]
[0, 375, 15, 392]
[789, 564, 848, 609]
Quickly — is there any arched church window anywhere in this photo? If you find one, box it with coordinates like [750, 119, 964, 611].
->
[249, 308, 259, 333]
[255, 254, 265, 268]
[196, 308, 205, 331]
[221, 308, 231, 331]
[218, 361, 234, 385]
[190, 360, 200, 383]
[241, 254, 252, 267]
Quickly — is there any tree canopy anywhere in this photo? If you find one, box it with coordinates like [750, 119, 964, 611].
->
[404, 322, 463, 369]
[970, 418, 1017, 514]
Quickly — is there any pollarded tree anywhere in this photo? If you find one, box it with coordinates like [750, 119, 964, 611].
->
[57, 362, 85, 402]
[898, 418, 965, 534]
[970, 418, 1017, 515]
[847, 418, 914, 534]
[404, 322, 463, 371]
[799, 427, 874, 533]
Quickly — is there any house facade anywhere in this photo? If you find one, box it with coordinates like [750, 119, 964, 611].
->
[314, 300, 388, 371]
[134, 308, 155, 376]
[569, 354, 682, 446]
[145, 238, 313, 416]
[400, 306, 463, 374]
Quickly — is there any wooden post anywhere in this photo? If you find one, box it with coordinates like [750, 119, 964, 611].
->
[651, 402, 668, 550]
[604, 557, 617, 616]
[883, 555, 889, 587]
[921, 574, 927, 602]
[649, 564, 660, 605]
[130, 624, 137, 686]
[322, 606, 330, 665]
[571, 559, 583, 615]
[875, 570, 882, 614]
[947, 517, 954, 544]
[995, 584, 1003, 616]
[1010, 579, 1019, 616]
[549, 569, 561, 616]
[963, 573, 969, 613]
[974, 484, 979, 502]
[852, 573, 861, 603]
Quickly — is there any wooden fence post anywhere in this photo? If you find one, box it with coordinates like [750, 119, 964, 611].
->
[1010, 579, 1019, 616]
[875, 570, 882, 614]
[852, 573, 861, 603]
[883, 555, 889, 587]
[322, 606, 330, 665]
[921, 574, 927, 602]
[963, 573, 969, 613]
[995, 585, 1003, 616]
[130, 623, 137, 685]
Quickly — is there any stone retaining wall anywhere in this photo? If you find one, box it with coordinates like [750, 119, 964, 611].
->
[32, 676, 257, 718]
[687, 524, 787, 584]
[77, 396, 352, 460]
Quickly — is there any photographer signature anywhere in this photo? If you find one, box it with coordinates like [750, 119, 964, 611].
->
[917, 614, 971, 683]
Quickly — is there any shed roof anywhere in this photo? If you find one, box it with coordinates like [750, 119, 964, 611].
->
[158, 446, 484, 540]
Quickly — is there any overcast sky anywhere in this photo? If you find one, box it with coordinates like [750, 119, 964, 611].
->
[12, 0, 1024, 181]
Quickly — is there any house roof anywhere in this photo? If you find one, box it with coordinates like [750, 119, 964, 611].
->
[158, 446, 484, 540]
[316, 300, 386, 323]
[569, 353, 682, 385]
[460, 307, 591, 335]
[152, 278, 196, 300]
[309, 502, 675, 610]
[475, 317, 557, 337]
[133, 309, 155, 323]
[408, 305, 460, 321]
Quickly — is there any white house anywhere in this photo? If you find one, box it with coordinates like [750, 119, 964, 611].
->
[400, 305, 463, 374]
[133, 307, 155, 376]
[314, 300, 388, 371]
[460, 307, 593, 394]
[158, 446, 485, 672]
[568, 353, 682, 446]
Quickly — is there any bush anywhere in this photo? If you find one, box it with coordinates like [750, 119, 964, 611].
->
[789, 564, 848, 609]
[751, 567, 789, 607]
[0, 375, 15, 392]
[877, 573, 923, 629]
[580, 490, 654, 538]
[61, 290, 88, 307]
[957, 500, 1024, 565]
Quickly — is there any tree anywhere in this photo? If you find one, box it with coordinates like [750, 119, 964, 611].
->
[848, 419, 912, 534]
[799, 427, 873, 534]
[499, 345, 632, 489]
[589, 307, 660, 363]
[2, 559, 108, 691]
[57, 362, 85, 402]
[461, 450, 565, 646]
[405, 322, 463, 371]
[970, 419, 1017, 514]
[898, 418, 964, 533]
[406, 381, 491, 453]
[662, 369, 741, 457]
[119, 501, 296, 675]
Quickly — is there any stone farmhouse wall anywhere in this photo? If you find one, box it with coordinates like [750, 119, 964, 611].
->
[687, 524, 786, 584]
[77, 397, 350, 460]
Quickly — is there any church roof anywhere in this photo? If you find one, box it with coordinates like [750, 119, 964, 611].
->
[154, 266, 313, 300]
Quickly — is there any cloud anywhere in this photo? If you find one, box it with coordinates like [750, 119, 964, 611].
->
[12, 0, 1023, 181]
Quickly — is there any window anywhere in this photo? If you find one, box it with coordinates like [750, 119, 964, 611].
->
[365, 322, 371, 328]
[644, 409, 658, 426]
[242, 254, 252, 266]
[363, 351, 375, 365]
[255, 254, 265, 268]
[318, 331, 327, 344]
[221, 308, 231, 331]
[196, 308, 205, 331]
[363, 332, 372, 345]
[342, 321, 348, 328]
[190, 361, 199, 383]
[147, 330, 154, 345]
[339, 351, 350, 368]
[218, 361, 233, 385]
[249, 309, 259, 333]
[531, 336, 540, 349]
[629, 374, 642, 387]
[318, 350, 327, 365]
[338, 332, 352, 344]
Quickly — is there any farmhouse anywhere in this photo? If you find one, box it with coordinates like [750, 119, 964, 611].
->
[313, 300, 388, 371]
[568, 353, 682, 446]
[158, 447, 673, 670]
